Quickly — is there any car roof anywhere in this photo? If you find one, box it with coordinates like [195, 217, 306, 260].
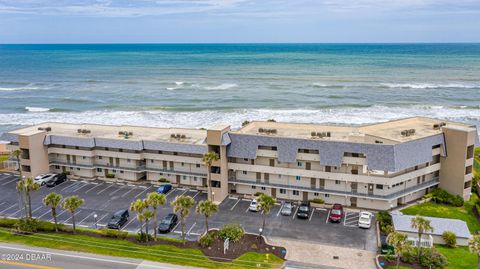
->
[114, 209, 127, 215]
[165, 213, 176, 218]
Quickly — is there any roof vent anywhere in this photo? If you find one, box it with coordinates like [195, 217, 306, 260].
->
[311, 131, 331, 139]
[77, 129, 91, 134]
[170, 133, 187, 140]
[433, 122, 446, 130]
[259, 128, 277, 135]
[401, 129, 416, 137]
[38, 127, 52, 132]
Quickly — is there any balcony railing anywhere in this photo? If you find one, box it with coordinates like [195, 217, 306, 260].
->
[228, 177, 439, 201]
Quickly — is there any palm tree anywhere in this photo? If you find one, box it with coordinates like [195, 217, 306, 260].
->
[43, 192, 63, 232]
[411, 215, 433, 259]
[202, 151, 219, 201]
[146, 192, 166, 241]
[468, 235, 480, 269]
[61, 195, 84, 234]
[171, 195, 195, 244]
[10, 149, 22, 177]
[139, 210, 154, 242]
[257, 194, 276, 236]
[196, 200, 218, 233]
[16, 177, 40, 219]
[130, 199, 147, 237]
[387, 231, 411, 269]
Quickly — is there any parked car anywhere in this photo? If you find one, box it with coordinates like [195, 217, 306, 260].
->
[107, 209, 129, 229]
[34, 174, 56, 185]
[249, 199, 261, 212]
[281, 202, 293, 216]
[156, 184, 172, 194]
[380, 235, 395, 254]
[45, 173, 67, 187]
[329, 203, 343, 223]
[358, 211, 373, 229]
[158, 213, 178, 233]
[296, 203, 310, 219]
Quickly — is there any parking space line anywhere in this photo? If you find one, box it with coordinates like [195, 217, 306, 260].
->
[109, 185, 125, 196]
[0, 204, 17, 215]
[96, 213, 110, 225]
[292, 205, 299, 220]
[191, 191, 200, 200]
[134, 185, 153, 199]
[309, 209, 314, 221]
[85, 182, 104, 194]
[9, 208, 23, 217]
[186, 222, 196, 236]
[326, 210, 331, 223]
[230, 199, 240, 211]
[245, 204, 251, 213]
[71, 182, 91, 193]
[31, 205, 43, 214]
[39, 209, 52, 219]
[64, 210, 82, 223]
[61, 182, 79, 191]
[343, 212, 348, 226]
[179, 189, 188, 196]
[2, 178, 18, 186]
[121, 214, 137, 231]
[50, 210, 67, 221]
[120, 186, 137, 198]
[276, 203, 284, 216]
[78, 212, 95, 225]
[97, 183, 114, 195]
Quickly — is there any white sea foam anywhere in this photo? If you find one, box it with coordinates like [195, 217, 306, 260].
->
[175, 81, 184, 85]
[1, 105, 478, 132]
[381, 83, 479, 89]
[0, 85, 42, 91]
[25, 106, 50, 112]
[204, 83, 238, 90]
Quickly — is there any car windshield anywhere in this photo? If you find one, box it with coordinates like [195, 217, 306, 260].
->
[331, 209, 342, 215]
[299, 206, 309, 211]
[360, 216, 370, 222]
[284, 204, 292, 209]
[251, 201, 257, 205]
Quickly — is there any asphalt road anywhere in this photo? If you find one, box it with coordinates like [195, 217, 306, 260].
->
[0, 243, 197, 269]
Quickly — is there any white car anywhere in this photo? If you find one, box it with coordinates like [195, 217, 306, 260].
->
[249, 199, 261, 212]
[358, 211, 373, 229]
[34, 174, 56, 185]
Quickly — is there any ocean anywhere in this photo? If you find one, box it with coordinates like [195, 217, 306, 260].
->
[0, 43, 479, 135]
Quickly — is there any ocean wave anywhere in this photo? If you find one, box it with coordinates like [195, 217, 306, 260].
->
[381, 83, 479, 89]
[1, 105, 478, 131]
[312, 83, 344, 88]
[25, 106, 50, 112]
[0, 84, 45, 91]
[204, 83, 238, 90]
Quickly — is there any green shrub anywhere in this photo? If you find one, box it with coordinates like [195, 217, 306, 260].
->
[254, 192, 263, 197]
[430, 188, 464, 207]
[158, 178, 170, 183]
[199, 232, 216, 248]
[14, 218, 39, 233]
[419, 249, 447, 269]
[442, 231, 457, 248]
[377, 211, 392, 234]
[0, 218, 19, 228]
[62, 171, 71, 176]
[105, 173, 115, 179]
[400, 247, 416, 263]
[136, 232, 153, 242]
[219, 224, 244, 242]
[310, 198, 325, 204]
[103, 229, 128, 239]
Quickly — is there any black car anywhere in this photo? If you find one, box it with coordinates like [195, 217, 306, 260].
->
[45, 173, 67, 187]
[296, 203, 310, 219]
[107, 209, 129, 229]
[158, 213, 178, 233]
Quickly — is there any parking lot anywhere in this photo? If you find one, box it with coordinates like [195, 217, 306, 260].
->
[0, 173, 377, 251]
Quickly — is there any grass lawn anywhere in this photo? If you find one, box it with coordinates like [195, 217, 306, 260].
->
[474, 147, 480, 176]
[0, 228, 283, 269]
[401, 193, 480, 233]
[436, 245, 477, 269]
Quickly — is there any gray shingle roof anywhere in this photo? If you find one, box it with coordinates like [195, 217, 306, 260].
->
[392, 212, 471, 238]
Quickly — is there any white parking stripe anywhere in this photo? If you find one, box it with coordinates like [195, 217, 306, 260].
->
[134, 185, 153, 199]
[71, 182, 91, 193]
[0, 204, 17, 215]
[97, 183, 114, 195]
[191, 191, 200, 199]
[39, 209, 52, 219]
[120, 186, 137, 198]
[2, 178, 18, 186]
[343, 212, 348, 226]
[64, 209, 82, 223]
[292, 205, 299, 220]
[85, 182, 104, 194]
[96, 213, 110, 225]
[50, 210, 67, 221]
[186, 222, 196, 236]
[326, 210, 331, 223]
[61, 182, 79, 191]
[121, 214, 137, 231]
[230, 199, 240, 211]
[78, 212, 95, 225]
[309, 209, 314, 221]
[31, 205, 43, 214]
[109, 185, 125, 196]
[276, 203, 284, 216]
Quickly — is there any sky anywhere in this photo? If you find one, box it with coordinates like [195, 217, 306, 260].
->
[0, 0, 479, 43]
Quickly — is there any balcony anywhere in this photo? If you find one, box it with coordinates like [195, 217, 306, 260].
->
[228, 177, 439, 201]
[144, 166, 207, 177]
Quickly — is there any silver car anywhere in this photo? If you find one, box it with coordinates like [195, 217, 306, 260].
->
[34, 174, 56, 185]
[281, 202, 293, 216]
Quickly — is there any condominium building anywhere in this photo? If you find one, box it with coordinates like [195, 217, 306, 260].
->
[1, 117, 478, 210]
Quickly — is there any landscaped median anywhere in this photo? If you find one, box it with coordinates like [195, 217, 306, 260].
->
[0, 218, 284, 269]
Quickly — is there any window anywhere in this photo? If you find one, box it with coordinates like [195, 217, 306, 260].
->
[376, 184, 383, 190]
[244, 158, 249, 162]
[76, 168, 80, 171]
[151, 159, 154, 163]
[278, 174, 282, 179]
[279, 189, 286, 194]
[324, 193, 330, 198]
[261, 186, 266, 190]
[97, 168, 102, 172]
[466, 165, 473, 175]
[82, 156, 86, 160]
[465, 181, 472, 189]
[242, 171, 247, 175]
[314, 192, 319, 196]
[297, 161, 303, 167]
[335, 180, 340, 185]
[183, 176, 187, 180]
[193, 177, 197, 181]
[55, 165, 60, 169]
[127, 159, 131, 163]
[296, 176, 301, 181]
[112, 169, 116, 173]
[251, 185, 256, 189]
[196, 164, 200, 168]
[467, 145, 474, 159]
[98, 156, 102, 160]
[293, 190, 299, 196]
[69, 167, 73, 170]
[120, 171, 124, 174]
[181, 162, 185, 166]
[211, 180, 221, 188]
[325, 166, 331, 172]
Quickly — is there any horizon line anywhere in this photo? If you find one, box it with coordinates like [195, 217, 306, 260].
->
[1, 42, 480, 45]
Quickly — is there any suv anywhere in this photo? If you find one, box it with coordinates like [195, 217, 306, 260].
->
[107, 209, 129, 229]
[34, 174, 56, 185]
[158, 213, 178, 233]
[329, 204, 343, 223]
[45, 173, 67, 187]
[296, 203, 310, 219]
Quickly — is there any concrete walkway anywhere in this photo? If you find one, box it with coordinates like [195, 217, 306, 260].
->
[269, 237, 376, 269]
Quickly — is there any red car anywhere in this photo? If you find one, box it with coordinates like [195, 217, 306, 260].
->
[329, 204, 343, 223]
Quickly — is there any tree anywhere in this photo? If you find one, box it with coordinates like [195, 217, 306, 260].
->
[468, 235, 480, 269]
[16, 177, 40, 219]
[146, 192, 166, 241]
[11, 149, 27, 219]
[130, 199, 147, 237]
[202, 151, 219, 201]
[257, 194, 276, 236]
[196, 200, 218, 233]
[43, 192, 63, 232]
[61, 195, 84, 234]
[139, 210, 154, 242]
[387, 231, 412, 269]
[411, 215, 433, 259]
[171, 195, 195, 244]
